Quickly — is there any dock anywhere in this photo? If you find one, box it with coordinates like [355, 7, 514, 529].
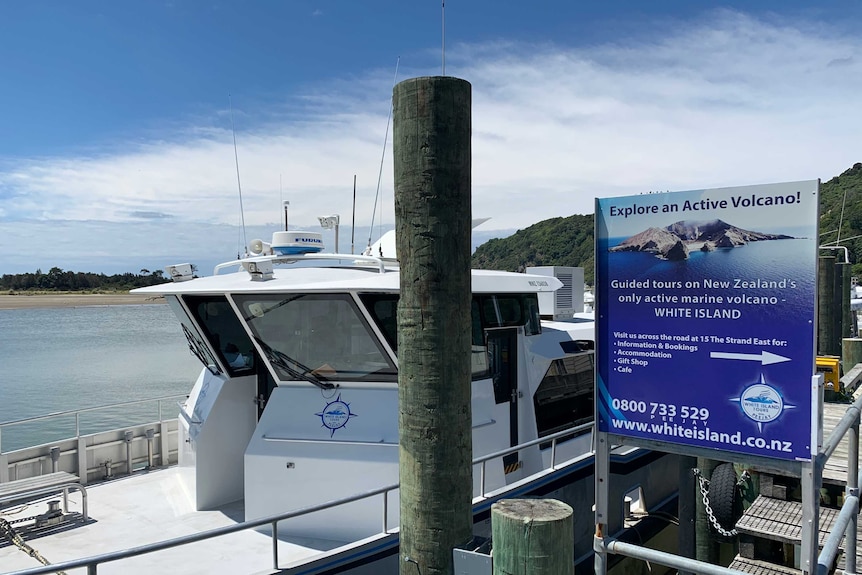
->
[726, 368, 862, 575]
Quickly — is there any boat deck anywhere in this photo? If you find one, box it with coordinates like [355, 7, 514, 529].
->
[0, 467, 340, 575]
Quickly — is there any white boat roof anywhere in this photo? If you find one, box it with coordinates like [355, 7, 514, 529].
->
[134, 265, 563, 296]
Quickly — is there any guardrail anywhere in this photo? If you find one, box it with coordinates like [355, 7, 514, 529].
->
[3, 424, 591, 575]
[0, 394, 187, 454]
[596, 372, 862, 575]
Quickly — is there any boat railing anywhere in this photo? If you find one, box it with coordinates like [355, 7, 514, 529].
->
[0, 394, 187, 455]
[3, 424, 592, 575]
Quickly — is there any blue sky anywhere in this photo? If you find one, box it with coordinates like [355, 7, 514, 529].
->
[1, 1, 861, 275]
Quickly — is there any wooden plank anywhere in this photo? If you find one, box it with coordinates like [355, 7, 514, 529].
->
[729, 556, 801, 575]
[822, 402, 853, 484]
[735, 496, 841, 549]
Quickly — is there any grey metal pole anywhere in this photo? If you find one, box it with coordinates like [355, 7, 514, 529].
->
[146, 429, 155, 469]
[800, 459, 821, 575]
[50, 446, 60, 473]
[124, 431, 134, 474]
[594, 431, 611, 575]
[605, 539, 751, 575]
[846, 419, 859, 575]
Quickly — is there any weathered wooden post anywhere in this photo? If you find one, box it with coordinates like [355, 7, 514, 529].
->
[695, 458, 719, 563]
[492, 499, 574, 575]
[840, 261, 853, 338]
[394, 76, 473, 575]
[819, 255, 837, 356]
[678, 456, 697, 575]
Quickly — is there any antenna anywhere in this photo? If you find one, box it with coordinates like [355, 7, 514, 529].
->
[280, 174, 284, 229]
[367, 57, 400, 252]
[229, 95, 248, 258]
[351, 174, 357, 255]
[442, 1, 446, 75]
[837, 187, 848, 250]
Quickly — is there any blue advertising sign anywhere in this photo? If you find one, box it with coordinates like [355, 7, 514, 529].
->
[596, 181, 819, 461]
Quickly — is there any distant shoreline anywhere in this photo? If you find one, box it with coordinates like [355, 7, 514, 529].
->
[0, 293, 165, 310]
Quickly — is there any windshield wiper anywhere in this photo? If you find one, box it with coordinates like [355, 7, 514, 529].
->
[254, 338, 335, 390]
[182, 325, 222, 375]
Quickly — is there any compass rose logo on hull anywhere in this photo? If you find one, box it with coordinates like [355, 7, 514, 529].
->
[315, 394, 357, 437]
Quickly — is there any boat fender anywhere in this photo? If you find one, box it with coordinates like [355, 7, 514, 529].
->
[706, 463, 743, 542]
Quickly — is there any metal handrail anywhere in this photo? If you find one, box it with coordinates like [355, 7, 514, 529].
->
[4, 422, 594, 575]
[599, 372, 862, 575]
[0, 394, 187, 454]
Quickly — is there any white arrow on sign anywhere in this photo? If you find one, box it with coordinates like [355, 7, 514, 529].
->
[709, 350, 791, 365]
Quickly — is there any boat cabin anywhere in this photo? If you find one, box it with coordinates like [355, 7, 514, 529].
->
[136, 250, 596, 543]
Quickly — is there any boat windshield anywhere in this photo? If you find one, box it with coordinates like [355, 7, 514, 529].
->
[234, 293, 397, 383]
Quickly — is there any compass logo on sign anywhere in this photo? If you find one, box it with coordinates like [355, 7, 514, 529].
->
[315, 394, 357, 437]
[731, 373, 795, 432]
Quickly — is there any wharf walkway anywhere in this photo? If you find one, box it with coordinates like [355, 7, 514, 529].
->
[726, 366, 862, 575]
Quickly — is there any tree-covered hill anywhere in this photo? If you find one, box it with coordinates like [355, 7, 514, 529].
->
[471, 163, 862, 285]
[0, 267, 173, 292]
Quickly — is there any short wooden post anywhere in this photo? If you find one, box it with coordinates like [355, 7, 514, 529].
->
[394, 76, 473, 575]
[843, 338, 862, 376]
[492, 499, 574, 575]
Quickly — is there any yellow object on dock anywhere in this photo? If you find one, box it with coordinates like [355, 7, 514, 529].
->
[816, 356, 841, 392]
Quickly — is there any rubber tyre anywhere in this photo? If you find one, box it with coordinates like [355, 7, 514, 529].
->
[709, 463, 742, 542]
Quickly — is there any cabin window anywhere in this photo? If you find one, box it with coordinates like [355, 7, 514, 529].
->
[471, 299, 490, 378]
[359, 293, 398, 353]
[359, 293, 539, 380]
[234, 293, 397, 383]
[533, 351, 594, 441]
[185, 295, 255, 376]
[475, 294, 541, 336]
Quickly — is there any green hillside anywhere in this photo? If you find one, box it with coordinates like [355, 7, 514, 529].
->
[471, 162, 862, 285]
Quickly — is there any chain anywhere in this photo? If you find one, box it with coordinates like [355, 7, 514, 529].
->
[692, 467, 749, 538]
[0, 516, 67, 575]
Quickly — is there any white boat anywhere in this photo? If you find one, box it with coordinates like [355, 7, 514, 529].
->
[0, 229, 678, 575]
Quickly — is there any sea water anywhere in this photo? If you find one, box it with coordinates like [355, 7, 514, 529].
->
[0, 304, 200, 452]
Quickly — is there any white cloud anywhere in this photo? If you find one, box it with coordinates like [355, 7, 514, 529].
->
[1, 10, 860, 273]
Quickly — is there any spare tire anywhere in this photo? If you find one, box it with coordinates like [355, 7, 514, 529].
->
[709, 463, 742, 542]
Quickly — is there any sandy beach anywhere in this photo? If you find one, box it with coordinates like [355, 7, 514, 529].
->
[0, 293, 165, 310]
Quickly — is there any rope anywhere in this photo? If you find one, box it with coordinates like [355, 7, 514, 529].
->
[0, 516, 67, 574]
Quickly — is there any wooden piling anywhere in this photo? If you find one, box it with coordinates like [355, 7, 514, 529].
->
[393, 76, 473, 575]
[819, 255, 837, 356]
[491, 499, 574, 575]
[678, 455, 697, 574]
[695, 458, 719, 564]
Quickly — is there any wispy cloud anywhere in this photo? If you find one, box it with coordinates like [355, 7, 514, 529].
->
[1, 10, 859, 273]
